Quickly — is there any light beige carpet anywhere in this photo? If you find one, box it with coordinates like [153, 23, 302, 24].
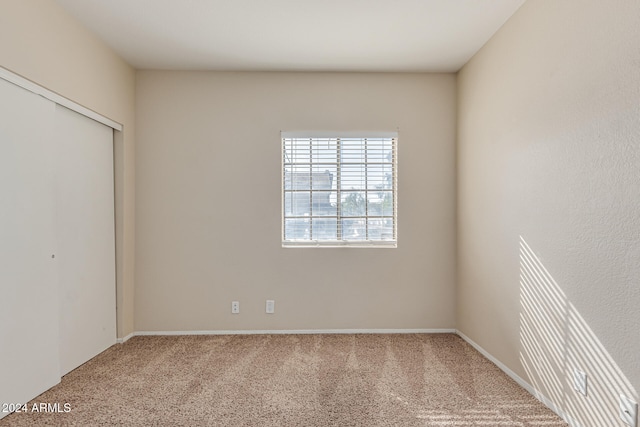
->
[0, 334, 567, 426]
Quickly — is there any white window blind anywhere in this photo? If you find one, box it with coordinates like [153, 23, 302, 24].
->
[282, 132, 397, 247]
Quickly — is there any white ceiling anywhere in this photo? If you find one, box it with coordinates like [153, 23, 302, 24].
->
[55, 0, 526, 72]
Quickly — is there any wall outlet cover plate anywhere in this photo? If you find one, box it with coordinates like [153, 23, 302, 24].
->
[620, 394, 638, 427]
[573, 369, 587, 396]
[266, 300, 275, 314]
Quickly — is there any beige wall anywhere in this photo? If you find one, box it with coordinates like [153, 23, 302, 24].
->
[0, 0, 136, 338]
[457, 0, 639, 425]
[135, 71, 457, 331]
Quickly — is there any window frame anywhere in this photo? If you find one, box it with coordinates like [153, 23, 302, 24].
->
[281, 131, 398, 248]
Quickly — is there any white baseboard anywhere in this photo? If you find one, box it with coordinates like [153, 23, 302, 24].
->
[133, 328, 455, 336]
[455, 330, 581, 427]
[116, 332, 134, 344]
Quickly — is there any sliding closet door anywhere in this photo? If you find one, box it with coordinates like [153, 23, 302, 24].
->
[55, 105, 116, 376]
[0, 79, 60, 416]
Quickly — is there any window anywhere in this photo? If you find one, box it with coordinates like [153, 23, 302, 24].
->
[282, 132, 397, 247]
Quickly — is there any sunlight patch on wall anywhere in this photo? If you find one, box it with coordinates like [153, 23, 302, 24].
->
[519, 236, 637, 427]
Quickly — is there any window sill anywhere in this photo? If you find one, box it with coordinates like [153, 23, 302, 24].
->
[282, 240, 397, 248]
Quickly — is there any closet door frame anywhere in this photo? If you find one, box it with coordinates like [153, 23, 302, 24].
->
[0, 67, 122, 419]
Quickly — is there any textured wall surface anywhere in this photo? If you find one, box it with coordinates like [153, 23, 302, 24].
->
[135, 71, 457, 332]
[457, 0, 639, 425]
[0, 0, 136, 338]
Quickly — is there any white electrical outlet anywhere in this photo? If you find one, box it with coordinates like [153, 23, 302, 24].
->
[266, 300, 275, 314]
[231, 301, 240, 314]
[620, 394, 638, 427]
[573, 369, 588, 396]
